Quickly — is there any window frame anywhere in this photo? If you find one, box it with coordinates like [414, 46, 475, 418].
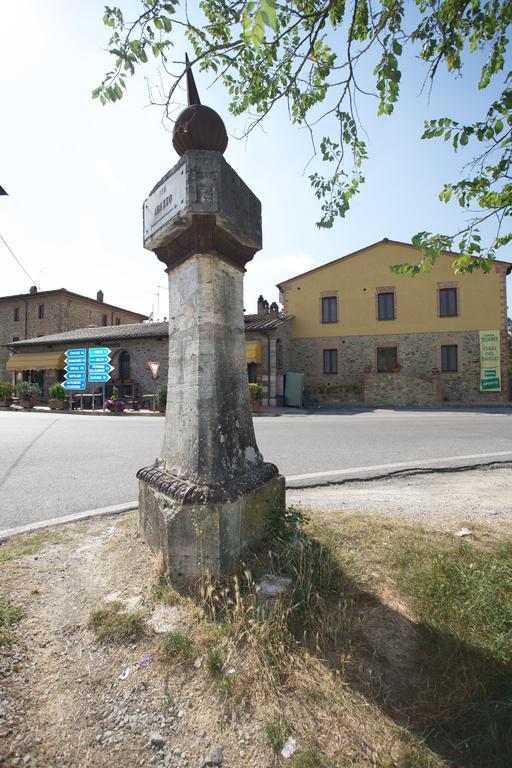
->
[276, 339, 284, 370]
[441, 344, 458, 373]
[101, 314, 108, 327]
[13, 307, 20, 322]
[377, 291, 395, 321]
[323, 348, 338, 375]
[38, 304, 44, 320]
[320, 295, 338, 324]
[438, 286, 459, 317]
[376, 346, 399, 373]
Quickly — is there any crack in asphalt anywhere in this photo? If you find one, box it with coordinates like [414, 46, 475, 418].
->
[0, 417, 61, 491]
[286, 459, 512, 490]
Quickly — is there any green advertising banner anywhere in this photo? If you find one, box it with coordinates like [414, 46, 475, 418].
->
[479, 330, 501, 392]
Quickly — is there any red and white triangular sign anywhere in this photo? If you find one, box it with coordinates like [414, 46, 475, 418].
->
[147, 361, 160, 380]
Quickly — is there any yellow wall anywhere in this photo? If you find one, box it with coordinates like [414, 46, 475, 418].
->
[281, 241, 506, 338]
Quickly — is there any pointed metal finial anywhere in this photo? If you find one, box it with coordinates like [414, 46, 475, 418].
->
[185, 54, 201, 106]
[173, 54, 228, 156]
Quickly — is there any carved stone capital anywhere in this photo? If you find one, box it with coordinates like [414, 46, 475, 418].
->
[154, 214, 258, 273]
[137, 462, 280, 504]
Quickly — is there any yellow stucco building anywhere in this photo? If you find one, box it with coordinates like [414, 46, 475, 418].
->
[277, 239, 511, 406]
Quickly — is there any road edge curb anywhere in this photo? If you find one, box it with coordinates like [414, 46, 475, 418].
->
[0, 502, 138, 542]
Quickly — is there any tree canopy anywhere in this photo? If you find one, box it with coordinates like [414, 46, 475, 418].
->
[95, 0, 512, 274]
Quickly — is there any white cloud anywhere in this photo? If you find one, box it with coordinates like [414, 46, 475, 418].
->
[244, 251, 316, 312]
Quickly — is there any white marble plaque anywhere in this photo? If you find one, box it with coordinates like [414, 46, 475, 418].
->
[143, 165, 187, 241]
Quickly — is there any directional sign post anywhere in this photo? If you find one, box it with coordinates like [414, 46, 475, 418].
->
[88, 348, 112, 410]
[64, 348, 87, 410]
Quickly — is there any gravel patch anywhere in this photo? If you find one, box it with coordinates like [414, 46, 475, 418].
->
[287, 465, 512, 528]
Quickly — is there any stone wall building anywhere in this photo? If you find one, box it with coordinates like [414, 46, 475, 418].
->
[0, 286, 147, 387]
[5, 306, 292, 406]
[278, 239, 511, 406]
[244, 297, 292, 406]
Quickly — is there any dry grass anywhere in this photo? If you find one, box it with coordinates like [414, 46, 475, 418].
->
[7, 507, 507, 766]
[152, 511, 446, 767]
[309, 511, 512, 768]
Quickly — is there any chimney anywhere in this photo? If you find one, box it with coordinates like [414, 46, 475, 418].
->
[29, 285, 37, 294]
[269, 301, 279, 314]
[97, 290, 104, 303]
[257, 295, 268, 315]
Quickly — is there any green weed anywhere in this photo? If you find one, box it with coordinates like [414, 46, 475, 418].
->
[88, 602, 145, 645]
[207, 646, 223, 675]
[160, 630, 194, 662]
[265, 717, 290, 753]
[0, 531, 63, 564]
[151, 575, 178, 605]
[291, 751, 324, 768]
[0, 597, 21, 647]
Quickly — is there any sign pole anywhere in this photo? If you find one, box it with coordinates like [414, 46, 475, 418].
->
[64, 348, 87, 404]
[146, 361, 161, 412]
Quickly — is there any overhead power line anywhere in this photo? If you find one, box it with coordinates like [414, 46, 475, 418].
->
[0, 232, 37, 286]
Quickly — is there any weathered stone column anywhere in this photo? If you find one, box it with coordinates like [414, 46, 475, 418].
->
[137, 63, 285, 580]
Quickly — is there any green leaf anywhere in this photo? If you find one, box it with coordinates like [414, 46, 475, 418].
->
[260, 0, 277, 32]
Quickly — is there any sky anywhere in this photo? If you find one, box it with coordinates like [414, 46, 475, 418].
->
[0, 0, 510, 320]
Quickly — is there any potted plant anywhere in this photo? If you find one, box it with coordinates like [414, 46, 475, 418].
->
[0, 381, 15, 408]
[155, 384, 167, 413]
[48, 383, 66, 410]
[104, 386, 126, 413]
[249, 383, 263, 412]
[17, 381, 40, 409]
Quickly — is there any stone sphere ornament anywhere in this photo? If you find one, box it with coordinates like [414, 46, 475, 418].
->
[172, 55, 228, 156]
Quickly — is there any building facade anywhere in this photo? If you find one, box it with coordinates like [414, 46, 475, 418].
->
[5, 307, 292, 407]
[278, 239, 511, 406]
[0, 287, 147, 391]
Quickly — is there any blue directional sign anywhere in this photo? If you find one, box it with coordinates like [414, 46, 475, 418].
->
[88, 363, 114, 373]
[64, 348, 87, 391]
[63, 379, 86, 390]
[88, 347, 112, 384]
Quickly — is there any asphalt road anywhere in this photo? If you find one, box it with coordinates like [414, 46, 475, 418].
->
[1, 408, 512, 531]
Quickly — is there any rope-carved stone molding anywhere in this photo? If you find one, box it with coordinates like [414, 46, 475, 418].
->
[137, 462, 279, 505]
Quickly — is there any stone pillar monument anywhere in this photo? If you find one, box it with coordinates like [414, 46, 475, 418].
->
[137, 60, 285, 580]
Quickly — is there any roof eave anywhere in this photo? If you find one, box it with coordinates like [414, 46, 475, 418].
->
[276, 238, 512, 287]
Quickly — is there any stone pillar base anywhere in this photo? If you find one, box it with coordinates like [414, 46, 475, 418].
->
[138, 464, 285, 580]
